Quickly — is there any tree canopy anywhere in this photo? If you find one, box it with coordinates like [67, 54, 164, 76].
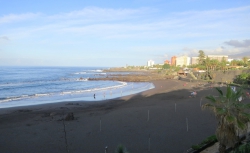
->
[162, 64, 170, 69]
[198, 50, 205, 65]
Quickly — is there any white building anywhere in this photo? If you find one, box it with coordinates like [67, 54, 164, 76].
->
[191, 57, 199, 65]
[187, 57, 191, 66]
[208, 55, 228, 61]
[191, 55, 228, 65]
[147, 60, 154, 67]
[176, 56, 190, 67]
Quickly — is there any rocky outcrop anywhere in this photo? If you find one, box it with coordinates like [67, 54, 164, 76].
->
[89, 73, 175, 82]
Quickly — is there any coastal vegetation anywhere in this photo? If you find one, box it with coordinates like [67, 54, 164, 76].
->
[191, 135, 217, 151]
[191, 50, 249, 70]
[230, 142, 250, 153]
[203, 85, 250, 153]
[189, 51, 249, 81]
[235, 73, 250, 85]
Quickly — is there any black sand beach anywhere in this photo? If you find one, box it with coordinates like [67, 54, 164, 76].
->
[0, 79, 218, 153]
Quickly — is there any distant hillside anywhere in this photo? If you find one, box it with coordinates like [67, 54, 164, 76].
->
[229, 51, 250, 59]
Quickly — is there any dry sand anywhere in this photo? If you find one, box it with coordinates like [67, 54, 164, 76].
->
[0, 79, 219, 153]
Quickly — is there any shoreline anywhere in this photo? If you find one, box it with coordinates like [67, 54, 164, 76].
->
[0, 79, 219, 153]
[0, 79, 197, 114]
[0, 81, 154, 109]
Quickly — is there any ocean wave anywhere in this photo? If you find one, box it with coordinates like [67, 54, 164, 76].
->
[0, 78, 89, 88]
[0, 82, 35, 87]
[88, 69, 103, 72]
[0, 80, 62, 88]
[73, 69, 104, 76]
[34, 93, 51, 96]
[0, 81, 127, 103]
[59, 81, 127, 95]
[74, 72, 87, 75]
[0, 93, 52, 103]
[0, 96, 28, 103]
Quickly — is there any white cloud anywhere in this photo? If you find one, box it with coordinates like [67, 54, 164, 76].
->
[172, 5, 250, 17]
[55, 5, 250, 39]
[3, 5, 250, 41]
[132, 46, 176, 53]
[1, 5, 250, 66]
[48, 7, 154, 21]
[0, 13, 41, 24]
[168, 5, 250, 32]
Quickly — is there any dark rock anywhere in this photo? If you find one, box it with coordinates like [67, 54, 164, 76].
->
[64, 112, 74, 121]
[17, 109, 32, 113]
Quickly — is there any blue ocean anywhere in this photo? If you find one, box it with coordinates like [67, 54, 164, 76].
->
[0, 66, 154, 108]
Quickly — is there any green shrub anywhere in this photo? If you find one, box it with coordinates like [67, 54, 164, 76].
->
[201, 135, 217, 145]
[191, 135, 217, 150]
[115, 144, 129, 153]
[163, 64, 170, 69]
[192, 144, 202, 150]
[235, 73, 250, 84]
[231, 143, 250, 153]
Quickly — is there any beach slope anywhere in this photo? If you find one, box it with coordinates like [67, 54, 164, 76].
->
[0, 80, 217, 153]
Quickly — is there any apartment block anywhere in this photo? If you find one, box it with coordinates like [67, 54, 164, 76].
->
[176, 56, 190, 67]
[147, 60, 154, 67]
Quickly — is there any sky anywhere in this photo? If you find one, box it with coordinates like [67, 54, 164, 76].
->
[0, 0, 250, 67]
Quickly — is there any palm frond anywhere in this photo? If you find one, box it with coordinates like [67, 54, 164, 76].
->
[237, 119, 246, 130]
[235, 89, 242, 98]
[216, 107, 227, 115]
[202, 103, 215, 107]
[234, 103, 243, 108]
[202, 103, 215, 111]
[205, 95, 216, 103]
[240, 112, 250, 120]
[244, 103, 250, 108]
[225, 115, 235, 123]
[226, 85, 232, 99]
[215, 87, 223, 96]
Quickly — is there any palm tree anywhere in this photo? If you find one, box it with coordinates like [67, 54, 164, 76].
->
[242, 57, 249, 66]
[198, 50, 206, 65]
[203, 85, 250, 153]
[210, 59, 219, 71]
[204, 57, 215, 79]
[231, 60, 238, 66]
[220, 57, 227, 72]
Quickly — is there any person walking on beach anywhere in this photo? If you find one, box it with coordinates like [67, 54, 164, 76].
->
[191, 91, 197, 97]
[246, 92, 250, 98]
[94, 94, 96, 99]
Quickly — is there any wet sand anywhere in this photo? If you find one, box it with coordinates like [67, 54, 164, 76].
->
[0, 79, 219, 153]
